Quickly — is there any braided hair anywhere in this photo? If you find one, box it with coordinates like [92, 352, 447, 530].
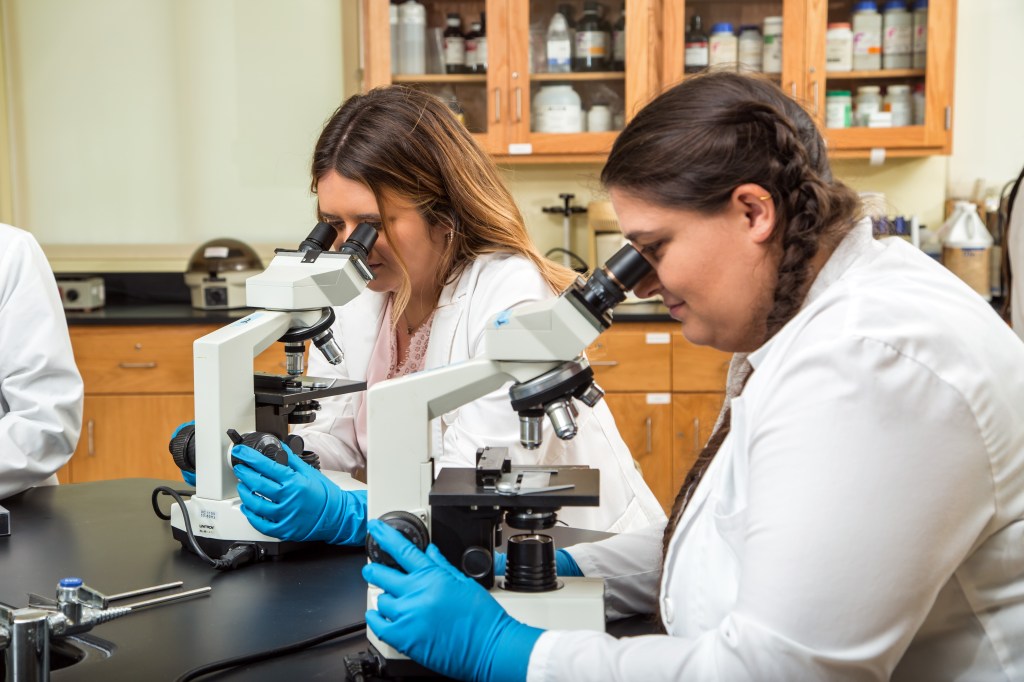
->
[601, 71, 862, 568]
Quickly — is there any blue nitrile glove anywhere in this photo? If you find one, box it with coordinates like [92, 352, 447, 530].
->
[493, 548, 583, 577]
[171, 421, 196, 486]
[232, 443, 367, 545]
[364, 519, 543, 682]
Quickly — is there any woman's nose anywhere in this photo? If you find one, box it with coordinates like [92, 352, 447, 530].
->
[632, 269, 660, 299]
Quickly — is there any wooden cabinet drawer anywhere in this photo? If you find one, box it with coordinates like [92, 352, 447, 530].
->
[603, 393, 675, 513]
[587, 329, 672, 392]
[71, 325, 218, 394]
[671, 333, 730, 392]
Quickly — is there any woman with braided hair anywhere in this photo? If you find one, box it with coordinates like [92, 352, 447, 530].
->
[361, 72, 1024, 681]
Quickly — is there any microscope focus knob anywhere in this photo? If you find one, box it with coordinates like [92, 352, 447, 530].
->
[366, 511, 429, 570]
[168, 423, 197, 474]
[461, 547, 493, 579]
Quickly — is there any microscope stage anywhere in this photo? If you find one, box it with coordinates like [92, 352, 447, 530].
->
[252, 372, 366, 405]
[429, 466, 599, 508]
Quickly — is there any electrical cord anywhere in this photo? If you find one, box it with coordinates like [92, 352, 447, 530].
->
[544, 247, 590, 274]
[173, 621, 367, 682]
[151, 486, 259, 571]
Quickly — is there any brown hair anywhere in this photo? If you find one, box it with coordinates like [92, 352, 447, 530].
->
[602, 71, 862, 561]
[311, 86, 575, 323]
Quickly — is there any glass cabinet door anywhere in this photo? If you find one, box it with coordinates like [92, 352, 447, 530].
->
[661, 1, 805, 100]
[811, 0, 954, 154]
[505, 0, 654, 158]
[365, 0, 507, 154]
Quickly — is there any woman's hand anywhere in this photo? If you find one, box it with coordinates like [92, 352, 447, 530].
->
[363, 519, 543, 682]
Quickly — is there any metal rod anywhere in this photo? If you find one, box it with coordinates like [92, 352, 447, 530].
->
[123, 587, 211, 612]
[107, 581, 183, 603]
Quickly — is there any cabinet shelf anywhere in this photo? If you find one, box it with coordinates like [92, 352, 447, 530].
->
[531, 72, 626, 82]
[825, 68, 926, 80]
[392, 74, 487, 84]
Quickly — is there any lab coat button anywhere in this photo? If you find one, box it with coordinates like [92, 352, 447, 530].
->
[662, 597, 674, 624]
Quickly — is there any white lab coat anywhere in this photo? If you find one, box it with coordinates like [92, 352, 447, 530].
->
[1008, 169, 1024, 341]
[295, 252, 665, 533]
[528, 222, 1024, 681]
[0, 224, 83, 500]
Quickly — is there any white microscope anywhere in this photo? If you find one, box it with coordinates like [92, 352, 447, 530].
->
[167, 222, 377, 562]
[361, 245, 652, 677]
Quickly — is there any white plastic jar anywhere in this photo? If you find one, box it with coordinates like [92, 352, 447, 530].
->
[397, 0, 427, 75]
[532, 84, 582, 133]
[708, 23, 737, 71]
[762, 16, 783, 74]
[587, 104, 612, 132]
[882, 0, 912, 69]
[852, 1, 882, 70]
[913, 0, 928, 68]
[825, 90, 853, 128]
[826, 23, 853, 71]
[738, 25, 763, 73]
[855, 85, 882, 126]
[884, 84, 912, 126]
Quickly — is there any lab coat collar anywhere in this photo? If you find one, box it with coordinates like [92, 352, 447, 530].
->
[747, 219, 877, 372]
[424, 262, 472, 368]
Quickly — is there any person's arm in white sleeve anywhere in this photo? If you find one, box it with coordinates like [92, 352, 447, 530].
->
[528, 335, 995, 681]
[295, 345, 365, 473]
[0, 227, 83, 499]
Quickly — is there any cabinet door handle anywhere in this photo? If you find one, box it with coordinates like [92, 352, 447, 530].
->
[590, 360, 620, 367]
[789, 81, 797, 97]
[118, 361, 157, 369]
[692, 417, 700, 456]
[87, 418, 95, 457]
[494, 88, 501, 123]
[515, 87, 522, 122]
[644, 417, 652, 454]
[811, 79, 820, 116]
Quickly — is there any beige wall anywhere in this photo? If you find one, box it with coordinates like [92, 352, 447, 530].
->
[1, 0, 1020, 271]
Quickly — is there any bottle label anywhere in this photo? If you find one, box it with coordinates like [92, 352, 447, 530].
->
[535, 104, 582, 134]
[444, 37, 466, 66]
[685, 42, 709, 66]
[883, 25, 912, 55]
[465, 38, 478, 69]
[547, 39, 572, 69]
[853, 31, 882, 55]
[576, 31, 608, 58]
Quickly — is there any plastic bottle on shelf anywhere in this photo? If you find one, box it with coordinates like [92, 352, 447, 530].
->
[612, 5, 626, 71]
[826, 22, 854, 72]
[443, 13, 466, 74]
[588, 104, 612, 132]
[397, 0, 426, 75]
[882, 1, 912, 69]
[738, 25, 763, 73]
[854, 85, 882, 126]
[685, 14, 710, 74]
[884, 84, 912, 126]
[575, 1, 609, 71]
[476, 13, 488, 73]
[852, 1, 882, 71]
[533, 84, 583, 133]
[708, 23, 737, 71]
[913, 0, 928, 69]
[825, 90, 853, 128]
[762, 16, 783, 74]
[547, 12, 573, 73]
[912, 82, 926, 124]
[557, 3, 577, 65]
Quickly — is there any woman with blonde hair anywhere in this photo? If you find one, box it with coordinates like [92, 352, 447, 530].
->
[229, 86, 665, 546]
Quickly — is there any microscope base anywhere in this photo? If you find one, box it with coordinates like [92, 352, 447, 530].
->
[365, 576, 605, 671]
[170, 471, 366, 559]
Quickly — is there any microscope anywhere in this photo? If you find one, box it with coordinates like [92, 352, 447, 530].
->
[360, 245, 652, 677]
[167, 222, 377, 561]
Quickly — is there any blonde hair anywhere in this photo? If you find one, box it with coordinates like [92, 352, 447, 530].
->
[311, 86, 575, 324]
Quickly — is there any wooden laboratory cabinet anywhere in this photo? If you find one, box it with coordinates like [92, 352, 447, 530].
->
[660, 0, 957, 157]
[588, 321, 730, 513]
[361, 0, 661, 162]
[64, 325, 286, 483]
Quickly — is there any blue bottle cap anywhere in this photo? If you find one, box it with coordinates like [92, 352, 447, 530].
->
[884, 0, 908, 10]
[853, 0, 879, 11]
[59, 577, 84, 587]
[710, 22, 734, 34]
[914, 0, 928, 8]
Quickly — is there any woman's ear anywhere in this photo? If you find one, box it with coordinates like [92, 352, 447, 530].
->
[733, 183, 776, 244]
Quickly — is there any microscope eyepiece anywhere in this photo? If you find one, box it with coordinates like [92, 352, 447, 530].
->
[298, 222, 338, 253]
[338, 222, 379, 261]
[573, 244, 652, 322]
